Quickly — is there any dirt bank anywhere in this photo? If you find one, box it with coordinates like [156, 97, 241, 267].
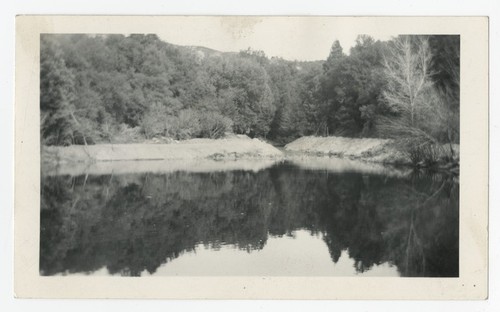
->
[284, 136, 409, 164]
[42, 135, 284, 167]
[285, 136, 459, 167]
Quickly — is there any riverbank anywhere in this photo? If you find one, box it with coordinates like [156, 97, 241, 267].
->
[42, 134, 284, 167]
[284, 136, 459, 168]
[42, 134, 459, 172]
[284, 136, 407, 164]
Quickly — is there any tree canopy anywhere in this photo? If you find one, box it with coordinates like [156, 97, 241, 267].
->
[40, 34, 459, 146]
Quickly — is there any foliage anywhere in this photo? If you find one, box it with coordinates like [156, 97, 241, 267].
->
[382, 36, 433, 126]
[40, 36, 77, 145]
[318, 36, 387, 137]
[40, 34, 459, 150]
[199, 111, 234, 139]
[170, 109, 201, 140]
[140, 102, 170, 139]
[376, 35, 460, 164]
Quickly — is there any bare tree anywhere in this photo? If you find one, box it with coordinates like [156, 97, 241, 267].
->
[378, 36, 456, 165]
[382, 36, 433, 128]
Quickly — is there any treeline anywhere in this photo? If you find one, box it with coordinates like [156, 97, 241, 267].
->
[41, 34, 459, 147]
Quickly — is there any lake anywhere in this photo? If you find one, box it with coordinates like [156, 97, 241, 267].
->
[40, 158, 459, 277]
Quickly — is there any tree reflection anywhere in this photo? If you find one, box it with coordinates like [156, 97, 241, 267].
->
[40, 163, 458, 277]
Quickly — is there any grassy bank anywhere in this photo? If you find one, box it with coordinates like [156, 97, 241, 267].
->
[285, 136, 459, 169]
[42, 134, 284, 167]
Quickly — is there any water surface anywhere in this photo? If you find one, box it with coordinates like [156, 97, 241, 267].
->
[40, 159, 459, 277]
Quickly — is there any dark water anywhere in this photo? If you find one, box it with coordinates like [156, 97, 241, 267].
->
[40, 160, 459, 277]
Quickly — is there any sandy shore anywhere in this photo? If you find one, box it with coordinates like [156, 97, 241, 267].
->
[42, 135, 283, 166]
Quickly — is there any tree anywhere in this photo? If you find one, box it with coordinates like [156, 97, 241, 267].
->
[381, 36, 433, 128]
[378, 36, 459, 165]
[40, 36, 79, 145]
[41, 33, 459, 148]
[317, 36, 387, 137]
[323, 40, 345, 71]
[428, 35, 460, 146]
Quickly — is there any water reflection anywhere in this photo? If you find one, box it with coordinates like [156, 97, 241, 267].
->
[40, 160, 458, 277]
[151, 230, 399, 276]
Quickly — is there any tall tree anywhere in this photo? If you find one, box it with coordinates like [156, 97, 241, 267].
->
[428, 35, 460, 145]
[40, 36, 77, 145]
[381, 36, 433, 128]
[377, 35, 459, 164]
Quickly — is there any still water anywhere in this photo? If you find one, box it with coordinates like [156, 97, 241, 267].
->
[40, 159, 459, 277]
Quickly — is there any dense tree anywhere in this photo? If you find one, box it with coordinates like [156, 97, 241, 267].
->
[317, 36, 387, 137]
[428, 35, 460, 147]
[40, 36, 94, 145]
[40, 34, 459, 147]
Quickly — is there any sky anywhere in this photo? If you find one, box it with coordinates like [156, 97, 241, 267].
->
[153, 17, 399, 61]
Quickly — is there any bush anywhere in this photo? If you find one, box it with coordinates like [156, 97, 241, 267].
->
[397, 138, 444, 167]
[170, 109, 201, 140]
[140, 103, 169, 139]
[167, 110, 233, 140]
[199, 112, 234, 139]
[139, 106, 235, 141]
[407, 145, 439, 166]
[112, 124, 145, 143]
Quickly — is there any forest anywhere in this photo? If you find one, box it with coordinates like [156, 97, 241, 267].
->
[41, 34, 459, 157]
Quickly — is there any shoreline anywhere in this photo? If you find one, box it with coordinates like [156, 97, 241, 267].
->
[41, 135, 284, 165]
[41, 135, 459, 174]
[284, 136, 459, 171]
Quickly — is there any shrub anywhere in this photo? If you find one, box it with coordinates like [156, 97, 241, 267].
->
[199, 112, 234, 139]
[397, 137, 444, 167]
[170, 109, 201, 140]
[140, 102, 169, 139]
[139, 106, 235, 141]
[112, 124, 145, 143]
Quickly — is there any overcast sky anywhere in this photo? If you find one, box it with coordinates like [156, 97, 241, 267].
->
[153, 17, 399, 61]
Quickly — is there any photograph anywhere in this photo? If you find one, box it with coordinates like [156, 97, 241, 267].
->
[39, 32, 460, 278]
[13, 16, 488, 299]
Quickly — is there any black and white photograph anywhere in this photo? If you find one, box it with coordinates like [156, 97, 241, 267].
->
[12, 15, 489, 300]
[39, 30, 460, 277]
